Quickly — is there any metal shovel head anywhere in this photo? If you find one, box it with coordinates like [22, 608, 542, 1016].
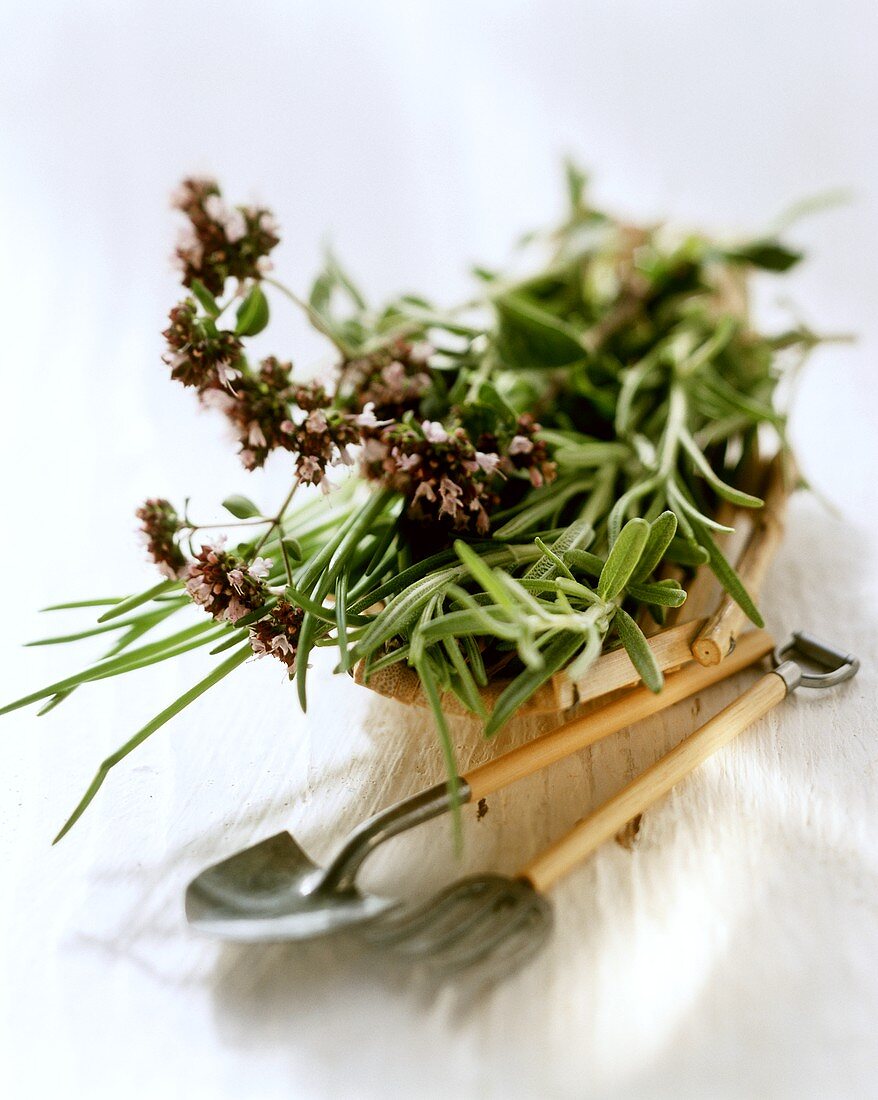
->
[185, 831, 398, 942]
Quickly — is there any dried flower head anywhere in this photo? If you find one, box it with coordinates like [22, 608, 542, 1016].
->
[338, 340, 432, 420]
[281, 398, 362, 489]
[495, 415, 557, 489]
[185, 541, 271, 623]
[171, 178, 280, 296]
[248, 599, 305, 671]
[163, 299, 243, 392]
[219, 356, 299, 469]
[136, 498, 188, 579]
[362, 420, 503, 534]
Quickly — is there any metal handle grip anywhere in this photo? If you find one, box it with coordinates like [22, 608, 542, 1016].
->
[320, 778, 470, 893]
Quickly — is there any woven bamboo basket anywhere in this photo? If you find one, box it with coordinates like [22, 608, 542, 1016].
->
[353, 451, 792, 719]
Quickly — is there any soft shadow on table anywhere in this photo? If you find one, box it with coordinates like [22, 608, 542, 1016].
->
[200, 800, 793, 1096]
[205, 934, 532, 1096]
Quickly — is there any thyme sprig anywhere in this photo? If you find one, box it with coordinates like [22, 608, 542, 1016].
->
[4, 165, 833, 840]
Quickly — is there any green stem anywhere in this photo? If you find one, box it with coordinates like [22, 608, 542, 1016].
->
[252, 480, 299, 558]
[264, 277, 356, 357]
[657, 382, 688, 480]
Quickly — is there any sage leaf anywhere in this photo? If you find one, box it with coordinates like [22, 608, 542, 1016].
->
[222, 494, 262, 519]
[598, 518, 650, 600]
[235, 284, 270, 336]
[614, 607, 663, 693]
[725, 239, 803, 272]
[632, 511, 678, 583]
[494, 292, 585, 368]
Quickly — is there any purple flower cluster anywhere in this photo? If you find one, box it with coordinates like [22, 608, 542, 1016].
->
[220, 368, 366, 482]
[185, 544, 306, 671]
[163, 299, 243, 393]
[171, 178, 279, 297]
[490, 414, 556, 490]
[361, 414, 556, 534]
[136, 498, 188, 579]
[339, 340, 432, 420]
[154, 176, 561, 634]
[219, 356, 299, 470]
[185, 541, 272, 623]
[248, 599, 305, 671]
[277, 386, 364, 487]
[361, 421, 502, 535]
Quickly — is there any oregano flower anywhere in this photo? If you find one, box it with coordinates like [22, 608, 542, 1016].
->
[135, 499, 187, 579]
[248, 599, 305, 671]
[171, 178, 280, 295]
[185, 541, 271, 623]
[163, 299, 243, 392]
[338, 340, 432, 420]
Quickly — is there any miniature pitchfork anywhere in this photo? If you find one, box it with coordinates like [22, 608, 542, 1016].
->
[186, 630, 775, 941]
[360, 632, 859, 983]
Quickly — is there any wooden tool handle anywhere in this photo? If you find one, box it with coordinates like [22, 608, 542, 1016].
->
[521, 670, 788, 894]
[463, 629, 774, 802]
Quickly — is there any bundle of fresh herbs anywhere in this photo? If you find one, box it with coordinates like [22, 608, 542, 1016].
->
[3, 166, 827, 842]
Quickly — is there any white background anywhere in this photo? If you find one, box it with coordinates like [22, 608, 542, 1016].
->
[1, 3, 877, 1098]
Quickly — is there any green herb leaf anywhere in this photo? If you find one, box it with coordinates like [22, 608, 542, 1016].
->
[598, 518, 650, 600]
[631, 511, 678, 583]
[52, 645, 251, 842]
[97, 579, 177, 623]
[40, 598, 124, 612]
[679, 431, 764, 509]
[665, 537, 710, 566]
[614, 607, 663, 693]
[190, 279, 221, 317]
[416, 656, 463, 850]
[725, 239, 803, 272]
[566, 549, 605, 578]
[235, 284, 270, 335]
[282, 537, 304, 564]
[626, 579, 687, 607]
[689, 517, 765, 628]
[484, 632, 585, 738]
[494, 292, 585, 368]
[222, 494, 262, 519]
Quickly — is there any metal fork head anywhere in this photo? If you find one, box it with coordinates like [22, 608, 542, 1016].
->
[359, 873, 554, 982]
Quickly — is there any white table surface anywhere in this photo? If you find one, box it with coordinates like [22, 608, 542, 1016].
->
[2, 3, 877, 1097]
